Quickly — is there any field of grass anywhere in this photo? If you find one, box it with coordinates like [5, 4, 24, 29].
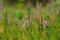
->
[0, 1, 60, 40]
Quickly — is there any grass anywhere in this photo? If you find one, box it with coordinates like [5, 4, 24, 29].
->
[0, 1, 60, 40]
[0, 15, 60, 40]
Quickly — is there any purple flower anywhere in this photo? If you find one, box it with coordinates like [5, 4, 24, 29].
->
[34, 11, 38, 19]
[44, 20, 49, 26]
[0, 0, 2, 10]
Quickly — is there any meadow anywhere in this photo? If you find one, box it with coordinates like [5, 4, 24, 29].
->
[0, 0, 60, 40]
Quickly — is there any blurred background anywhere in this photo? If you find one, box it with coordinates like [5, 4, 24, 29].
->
[0, 0, 60, 40]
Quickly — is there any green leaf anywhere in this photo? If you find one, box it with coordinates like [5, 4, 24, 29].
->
[15, 10, 23, 20]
